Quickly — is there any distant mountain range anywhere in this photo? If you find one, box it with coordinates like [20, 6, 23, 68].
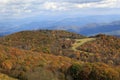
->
[0, 15, 120, 36]
[50, 20, 120, 36]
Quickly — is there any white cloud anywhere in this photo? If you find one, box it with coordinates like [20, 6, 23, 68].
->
[0, 0, 120, 18]
[75, 0, 120, 8]
[43, 2, 66, 11]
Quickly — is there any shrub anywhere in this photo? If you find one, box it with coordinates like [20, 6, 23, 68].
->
[68, 63, 119, 80]
[68, 63, 92, 80]
[89, 63, 119, 80]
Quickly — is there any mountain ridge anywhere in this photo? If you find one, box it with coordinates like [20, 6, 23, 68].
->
[1, 15, 120, 36]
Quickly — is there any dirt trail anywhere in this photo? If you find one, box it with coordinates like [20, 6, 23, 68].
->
[0, 73, 18, 80]
[72, 38, 96, 51]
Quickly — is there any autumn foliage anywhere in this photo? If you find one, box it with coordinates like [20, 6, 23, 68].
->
[0, 30, 119, 80]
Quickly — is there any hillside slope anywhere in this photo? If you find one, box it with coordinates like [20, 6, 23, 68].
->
[0, 43, 119, 80]
[0, 44, 74, 80]
[0, 30, 120, 65]
[0, 30, 120, 80]
[77, 34, 120, 65]
[0, 30, 85, 56]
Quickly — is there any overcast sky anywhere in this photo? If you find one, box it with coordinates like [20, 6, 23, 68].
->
[0, 0, 120, 19]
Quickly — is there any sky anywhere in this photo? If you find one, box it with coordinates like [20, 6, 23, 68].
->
[0, 0, 120, 19]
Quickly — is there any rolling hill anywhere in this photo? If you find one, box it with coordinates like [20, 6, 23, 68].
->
[0, 30, 120, 80]
[0, 30, 85, 56]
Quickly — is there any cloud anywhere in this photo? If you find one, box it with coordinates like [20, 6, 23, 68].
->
[51, 0, 102, 3]
[0, 0, 120, 19]
[42, 2, 67, 11]
[75, 0, 120, 8]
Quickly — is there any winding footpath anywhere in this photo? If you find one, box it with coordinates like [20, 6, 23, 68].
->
[71, 38, 96, 51]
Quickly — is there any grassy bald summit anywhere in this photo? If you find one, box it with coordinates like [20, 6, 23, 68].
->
[0, 30, 120, 80]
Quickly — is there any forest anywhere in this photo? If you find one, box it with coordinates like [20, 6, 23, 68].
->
[0, 30, 119, 80]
